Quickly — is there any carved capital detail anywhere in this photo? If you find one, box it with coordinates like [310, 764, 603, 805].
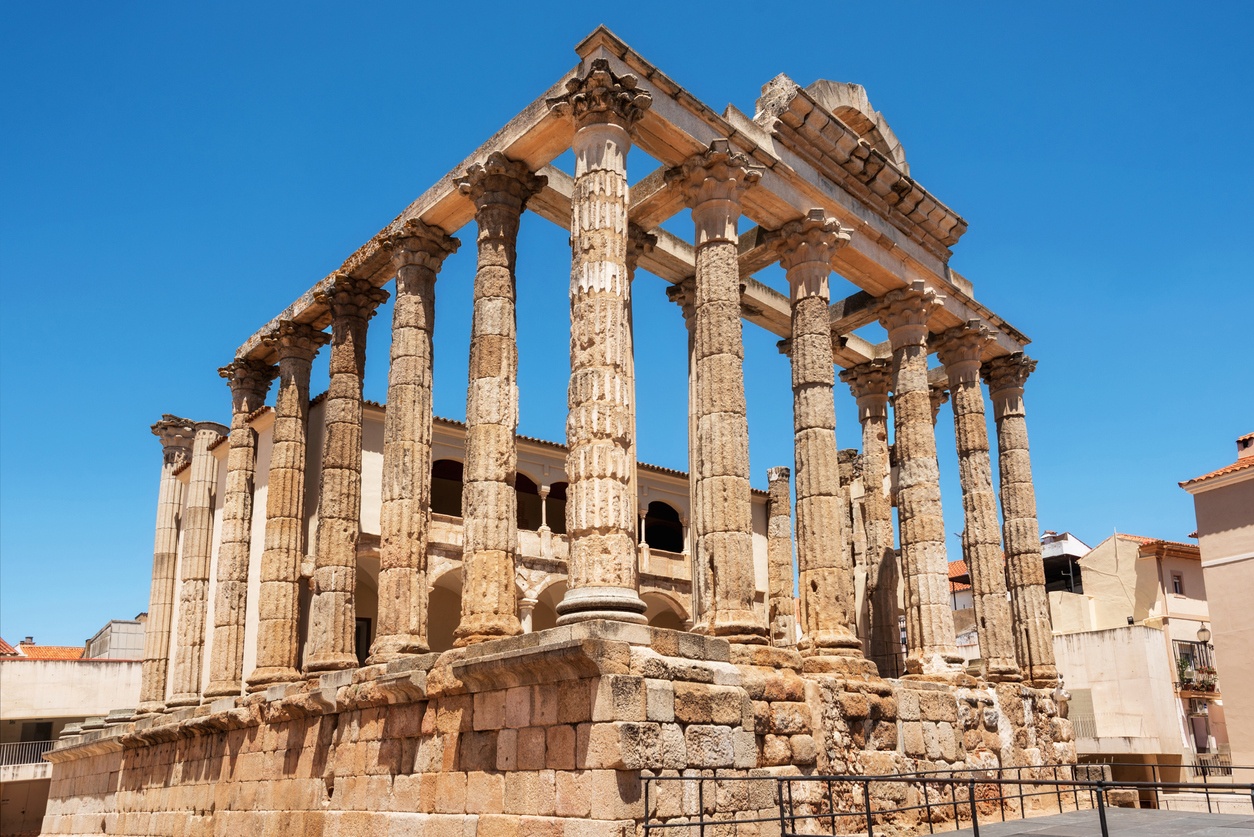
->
[151, 414, 196, 466]
[936, 321, 994, 385]
[384, 218, 460, 274]
[875, 281, 943, 348]
[315, 274, 389, 323]
[457, 152, 546, 214]
[766, 465, 791, 484]
[982, 352, 1037, 396]
[548, 58, 652, 130]
[626, 224, 657, 274]
[840, 358, 893, 421]
[219, 359, 277, 414]
[929, 381, 950, 423]
[262, 321, 330, 364]
[771, 209, 852, 301]
[666, 139, 761, 246]
[665, 277, 696, 322]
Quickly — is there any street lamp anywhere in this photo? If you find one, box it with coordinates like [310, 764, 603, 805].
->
[1197, 623, 1212, 644]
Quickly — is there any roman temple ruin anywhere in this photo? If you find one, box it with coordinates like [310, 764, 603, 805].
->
[42, 27, 1073, 836]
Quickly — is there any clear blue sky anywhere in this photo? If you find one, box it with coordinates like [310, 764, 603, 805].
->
[2, 2, 1250, 646]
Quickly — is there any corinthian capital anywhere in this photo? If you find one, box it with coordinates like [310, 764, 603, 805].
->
[936, 321, 994, 385]
[457, 152, 546, 214]
[666, 140, 762, 246]
[626, 224, 657, 274]
[151, 414, 196, 466]
[548, 58, 652, 130]
[771, 209, 852, 301]
[929, 381, 950, 424]
[875, 281, 944, 348]
[982, 352, 1037, 397]
[315, 274, 389, 323]
[840, 359, 893, 420]
[384, 218, 460, 274]
[262, 321, 329, 364]
[219, 358, 277, 414]
[665, 277, 696, 322]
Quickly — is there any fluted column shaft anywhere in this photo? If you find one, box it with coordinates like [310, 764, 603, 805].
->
[666, 140, 766, 644]
[247, 322, 328, 691]
[306, 276, 388, 673]
[939, 327, 1020, 681]
[665, 278, 706, 629]
[137, 417, 195, 714]
[369, 221, 459, 663]
[550, 60, 652, 624]
[204, 361, 275, 699]
[765, 467, 796, 647]
[877, 283, 961, 675]
[167, 421, 228, 707]
[453, 153, 545, 646]
[841, 360, 901, 676]
[984, 353, 1058, 685]
[774, 211, 865, 662]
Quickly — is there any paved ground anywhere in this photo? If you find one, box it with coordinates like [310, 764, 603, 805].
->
[945, 807, 1254, 836]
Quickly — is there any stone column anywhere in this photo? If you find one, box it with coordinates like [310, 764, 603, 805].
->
[369, 220, 459, 664]
[549, 61, 652, 624]
[204, 360, 276, 700]
[840, 360, 901, 677]
[167, 420, 228, 708]
[665, 277, 707, 629]
[453, 152, 545, 647]
[666, 139, 767, 644]
[771, 211, 869, 668]
[136, 416, 195, 715]
[983, 353, 1057, 685]
[246, 322, 329, 691]
[876, 282, 962, 675]
[938, 325, 1020, 681]
[765, 466, 796, 647]
[306, 275, 388, 674]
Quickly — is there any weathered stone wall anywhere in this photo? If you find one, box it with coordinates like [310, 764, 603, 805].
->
[42, 623, 1071, 837]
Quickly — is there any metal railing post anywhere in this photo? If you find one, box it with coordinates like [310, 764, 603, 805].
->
[1096, 780, 1108, 837]
[968, 779, 980, 837]
[777, 778, 788, 837]
[1203, 765, 1212, 813]
[698, 777, 705, 837]
[863, 780, 874, 837]
[643, 777, 650, 833]
[923, 778, 935, 834]
[828, 779, 837, 834]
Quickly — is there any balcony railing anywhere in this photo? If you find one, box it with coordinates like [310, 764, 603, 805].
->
[0, 739, 55, 766]
[1070, 712, 1098, 740]
[1175, 640, 1219, 693]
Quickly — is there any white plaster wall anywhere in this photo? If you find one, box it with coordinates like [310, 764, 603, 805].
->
[0, 661, 141, 720]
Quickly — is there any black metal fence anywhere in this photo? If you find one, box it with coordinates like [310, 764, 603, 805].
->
[642, 765, 1254, 837]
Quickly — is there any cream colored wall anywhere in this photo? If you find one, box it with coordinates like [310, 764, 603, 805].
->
[1053, 626, 1188, 756]
[1057, 535, 1150, 630]
[0, 661, 141, 720]
[1194, 478, 1254, 562]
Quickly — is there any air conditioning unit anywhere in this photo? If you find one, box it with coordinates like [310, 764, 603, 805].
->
[1189, 699, 1209, 716]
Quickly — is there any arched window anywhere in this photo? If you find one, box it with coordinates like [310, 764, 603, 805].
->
[643, 501, 684, 553]
[516, 473, 542, 532]
[431, 460, 464, 518]
[546, 481, 568, 535]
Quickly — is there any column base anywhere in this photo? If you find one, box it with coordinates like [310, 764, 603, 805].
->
[904, 650, 966, 677]
[366, 635, 430, 665]
[453, 613, 523, 647]
[984, 662, 1024, 683]
[305, 652, 358, 674]
[707, 608, 769, 645]
[1025, 663, 1059, 687]
[164, 693, 200, 709]
[202, 681, 243, 701]
[555, 586, 648, 626]
[245, 665, 301, 693]
[801, 653, 881, 678]
[133, 700, 165, 716]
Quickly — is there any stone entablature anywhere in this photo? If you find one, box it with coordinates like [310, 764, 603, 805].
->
[49, 26, 1071, 837]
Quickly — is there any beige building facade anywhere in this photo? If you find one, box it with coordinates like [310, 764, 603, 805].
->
[41, 28, 1072, 836]
[1182, 433, 1254, 779]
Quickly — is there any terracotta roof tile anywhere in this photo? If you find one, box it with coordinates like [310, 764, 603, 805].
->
[1119, 533, 1198, 550]
[17, 645, 84, 660]
[0, 636, 18, 656]
[948, 559, 971, 592]
[1180, 456, 1254, 488]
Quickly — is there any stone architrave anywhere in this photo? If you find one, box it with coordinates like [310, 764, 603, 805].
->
[166, 421, 228, 708]
[368, 220, 459, 663]
[453, 153, 545, 646]
[765, 466, 796, 647]
[665, 277, 707, 630]
[136, 416, 195, 715]
[937, 324, 1020, 682]
[666, 140, 767, 644]
[876, 282, 962, 675]
[983, 353, 1058, 685]
[771, 210, 868, 666]
[840, 360, 901, 677]
[306, 275, 389, 673]
[246, 322, 329, 691]
[549, 58, 652, 624]
[203, 360, 276, 699]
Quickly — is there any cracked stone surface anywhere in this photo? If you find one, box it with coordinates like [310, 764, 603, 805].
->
[766, 466, 796, 647]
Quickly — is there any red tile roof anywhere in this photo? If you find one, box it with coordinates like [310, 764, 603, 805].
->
[16, 645, 85, 660]
[1180, 456, 1254, 488]
[1119, 533, 1199, 550]
[948, 559, 971, 592]
[0, 636, 18, 656]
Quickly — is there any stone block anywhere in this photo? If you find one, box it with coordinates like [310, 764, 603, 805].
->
[644, 679, 674, 723]
[531, 685, 559, 727]
[504, 687, 531, 729]
[769, 701, 811, 735]
[762, 734, 792, 765]
[504, 769, 556, 817]
[902, 722, 926, 757]
[657, 723, 687, 769]
[546, 725, 576, 770]
[592, 675, 646, 722]
[918, 691, 957, 722]
[458, 730, 497, 772]
[517, 726, 546, 771]
[495, 728, 517, 772]
[673, 682, 744, 725]
[684, 725, 734, 768]
[897, 689, 921, 721]
[790, 733, 817, 765]
[555, 771, 591, 818]
[433, 772, 467, 814]
[557, 680, 592, 724]
[937, 722, 959, 761]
